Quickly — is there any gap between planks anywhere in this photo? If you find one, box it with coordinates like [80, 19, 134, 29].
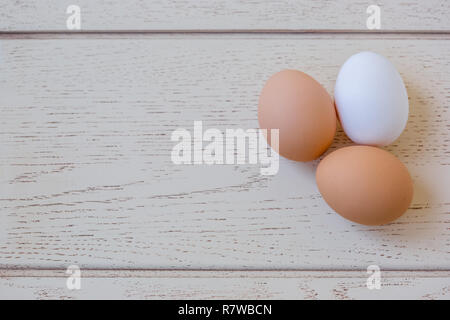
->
[0, 31, 449, 41]
[0, 29, 450, 36]
[1, 29, 450, 34]
[1, 269, 450, 278]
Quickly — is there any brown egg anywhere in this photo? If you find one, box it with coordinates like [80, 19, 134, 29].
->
[316, 146, 413, 225]
[258, 70, 336, 161]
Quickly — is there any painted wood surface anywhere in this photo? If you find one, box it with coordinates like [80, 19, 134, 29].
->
[0, 1, 449, 32]
[0, 35, 448, 270]
[1, 270, 449, 299]
[0, 1, 449, 300]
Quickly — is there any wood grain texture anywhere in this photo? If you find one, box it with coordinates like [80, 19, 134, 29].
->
[0, 34, 448, 270]
[1, 270, 449, 299]
[0, 0, 449, 32]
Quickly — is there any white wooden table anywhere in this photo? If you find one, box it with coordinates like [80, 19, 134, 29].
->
[0, 0, 449, 299]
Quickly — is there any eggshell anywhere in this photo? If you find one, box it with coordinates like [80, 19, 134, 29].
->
[258, 70, 336, 161]
[334, 51, 409, 146]
[316, 146, 413, 225]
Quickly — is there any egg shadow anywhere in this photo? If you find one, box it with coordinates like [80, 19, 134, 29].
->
[384, 78, 432, 161]
[314, 120, 355, 170]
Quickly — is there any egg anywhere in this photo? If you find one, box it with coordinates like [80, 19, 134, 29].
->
[316, 146, 413, 225]
[334, 51, 409, 146]
[258, 70, 336, 161]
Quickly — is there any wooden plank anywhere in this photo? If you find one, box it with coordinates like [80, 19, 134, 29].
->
[0, 35, 449, 269]
[0, 270, 449, 299]
[0, 1, 449, 32]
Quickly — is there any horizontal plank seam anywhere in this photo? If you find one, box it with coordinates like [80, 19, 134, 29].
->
[2, 268, 450, 272]
[2, 270, 450, 278]
[1, 32, 449, 40]
[2, 267, 450, 271]
[1, 29, 450, 35]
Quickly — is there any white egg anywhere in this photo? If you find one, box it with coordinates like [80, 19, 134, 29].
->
[334, 51, 409, 146]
